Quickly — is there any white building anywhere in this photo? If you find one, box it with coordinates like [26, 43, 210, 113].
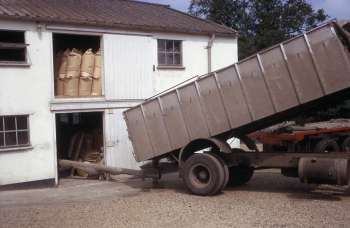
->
[0, 0, 238, 186]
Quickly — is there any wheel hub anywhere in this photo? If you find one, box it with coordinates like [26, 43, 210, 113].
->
[192, 165, 210, 184]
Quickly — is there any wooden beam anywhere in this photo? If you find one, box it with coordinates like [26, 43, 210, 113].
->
[59, 159, 159, 178]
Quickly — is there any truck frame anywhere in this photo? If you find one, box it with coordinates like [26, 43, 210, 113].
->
[124, 20, 350, 196]
[250, 119, 350, 153]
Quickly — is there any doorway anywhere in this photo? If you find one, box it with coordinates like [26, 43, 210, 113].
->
[55, 112, 104, 178]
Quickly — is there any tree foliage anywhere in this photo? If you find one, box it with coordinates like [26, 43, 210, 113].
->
[189, 0, 328, 59]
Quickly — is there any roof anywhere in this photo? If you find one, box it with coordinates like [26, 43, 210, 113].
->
[0, 0, 237, 37]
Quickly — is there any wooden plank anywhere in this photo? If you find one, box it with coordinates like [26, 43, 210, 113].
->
[59, 159, 158, 178]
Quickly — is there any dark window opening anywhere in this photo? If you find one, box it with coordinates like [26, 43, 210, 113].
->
[0, 30, 27, 63]
[158, 39, 182, 66]
[53, 33, 102, 97]
[56, 112, 104, 178]
[0, 115, 30, 149]
[53, 33, 100, 55]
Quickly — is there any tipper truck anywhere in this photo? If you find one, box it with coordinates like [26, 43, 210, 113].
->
[123, 20, 350, 196]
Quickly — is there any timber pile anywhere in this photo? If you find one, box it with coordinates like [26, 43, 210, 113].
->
[55, 48, 102, 97]
[66, 130, 104, 178]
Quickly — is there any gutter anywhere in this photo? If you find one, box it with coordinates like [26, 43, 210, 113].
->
[207, 34, 216, 73]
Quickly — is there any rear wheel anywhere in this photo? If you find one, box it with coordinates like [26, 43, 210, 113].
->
[206, 152, 229, 190]
[227, 166, 254, 187]
[182, 153, 226, 196]
[314, 139, 339, 153]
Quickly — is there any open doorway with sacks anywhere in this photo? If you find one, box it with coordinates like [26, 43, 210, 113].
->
[55, 112, 104, 180]
[53, 33, 102, 98]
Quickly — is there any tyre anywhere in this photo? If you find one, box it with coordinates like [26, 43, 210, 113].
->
[341, 136, 350, 152]
[182, 153, 226, 196]
[206, 152, 229, 191]
[314, 138, 340, 153]
[227, 166, 254, 187]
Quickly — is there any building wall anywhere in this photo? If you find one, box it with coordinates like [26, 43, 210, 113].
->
[103, 33, 238, 98]
[103, 34, 155, 100]
[0, 21, 57, 185]
[102, 32, 238, 169]
[0, 19, 238, 184]
[153, 33, 238, 93]
[211, 37, 238, 71]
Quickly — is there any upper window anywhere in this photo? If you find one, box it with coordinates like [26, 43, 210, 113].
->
[0, 30, 27, 64]
[0, 115, 30, 149]
[158, 39, 182, 66]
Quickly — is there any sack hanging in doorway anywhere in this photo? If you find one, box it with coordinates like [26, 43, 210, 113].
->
[79, 49, 95, 96]
[56, 49, 70, 96]
[55, 51, 63, 96]
[92, 49, 102, 96]
[64, 48, 82, 96]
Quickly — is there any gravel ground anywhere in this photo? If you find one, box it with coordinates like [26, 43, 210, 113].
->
[1, 170, 350, 228]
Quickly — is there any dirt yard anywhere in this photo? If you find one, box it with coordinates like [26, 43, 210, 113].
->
[1, 170, 350, 228]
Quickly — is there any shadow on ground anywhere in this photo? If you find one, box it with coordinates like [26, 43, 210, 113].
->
[1, 170, 349, 208]
[123, 170, 350, 201]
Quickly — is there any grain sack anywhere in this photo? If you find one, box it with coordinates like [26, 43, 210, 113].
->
[56, 78, 65, 96]
[54, 51, 63, 78]
[55, 51, 63, 96]
[79, 49, 95, 96]
[64, 77, 80, 97]
[79, 77, 93, 96]
[58, 49, 70, 79]
[56, 50, 69, 96]
[81, 49, 95, 78]
[92, 49, 102, 96]
[64, 49, 82, 96]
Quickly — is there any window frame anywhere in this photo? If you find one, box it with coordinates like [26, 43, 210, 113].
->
[52, 32, 103, 98]
[0, 115, 31, 150]
[0, 30, 29, 66]
[157, 39, 183, 68]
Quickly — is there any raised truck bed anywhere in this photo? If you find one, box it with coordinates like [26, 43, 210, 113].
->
[124, 21, 350, 196]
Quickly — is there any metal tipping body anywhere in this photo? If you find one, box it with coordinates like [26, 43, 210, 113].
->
[124, 21, 350, 162]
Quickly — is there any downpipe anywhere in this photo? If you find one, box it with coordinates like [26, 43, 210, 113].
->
[207, 34, 216, 73]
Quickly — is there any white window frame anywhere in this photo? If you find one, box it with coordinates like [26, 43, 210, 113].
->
[0, 115, 31, 150]
[157, 39, 183, 67]
[0, 30, 29, 66]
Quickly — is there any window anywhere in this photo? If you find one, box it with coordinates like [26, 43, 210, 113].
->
[0, 115, 30, 149]
[0, 30, 27, 64]
[53, 33, 102, 97]
[158, 39, 182, 66]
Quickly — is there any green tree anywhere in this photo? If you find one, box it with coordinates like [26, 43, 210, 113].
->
[189, 0, 328, 59]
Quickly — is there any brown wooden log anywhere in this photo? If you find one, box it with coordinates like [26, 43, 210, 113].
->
[59, 159, 158, 178]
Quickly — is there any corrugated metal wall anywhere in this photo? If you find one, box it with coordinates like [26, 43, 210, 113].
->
[103, 34, 154, 100]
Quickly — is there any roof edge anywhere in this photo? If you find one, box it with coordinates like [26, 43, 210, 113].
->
[163, 5, 238, 36]
[0, 15, 238, 37]
[119, 0, 170, 8]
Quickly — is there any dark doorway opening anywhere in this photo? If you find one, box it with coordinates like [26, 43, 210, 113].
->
[56, 112, 104, 178]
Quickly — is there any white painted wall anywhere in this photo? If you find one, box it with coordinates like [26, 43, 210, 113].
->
[0, 19, 238, 185]
[0, 21, 56, 185]
[102, 32, 238, 168]
[103, 34, 155, 100]
[212, 37, 238, 70]
[103, 32, 238, 97]
[153, 33, 238, 93]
